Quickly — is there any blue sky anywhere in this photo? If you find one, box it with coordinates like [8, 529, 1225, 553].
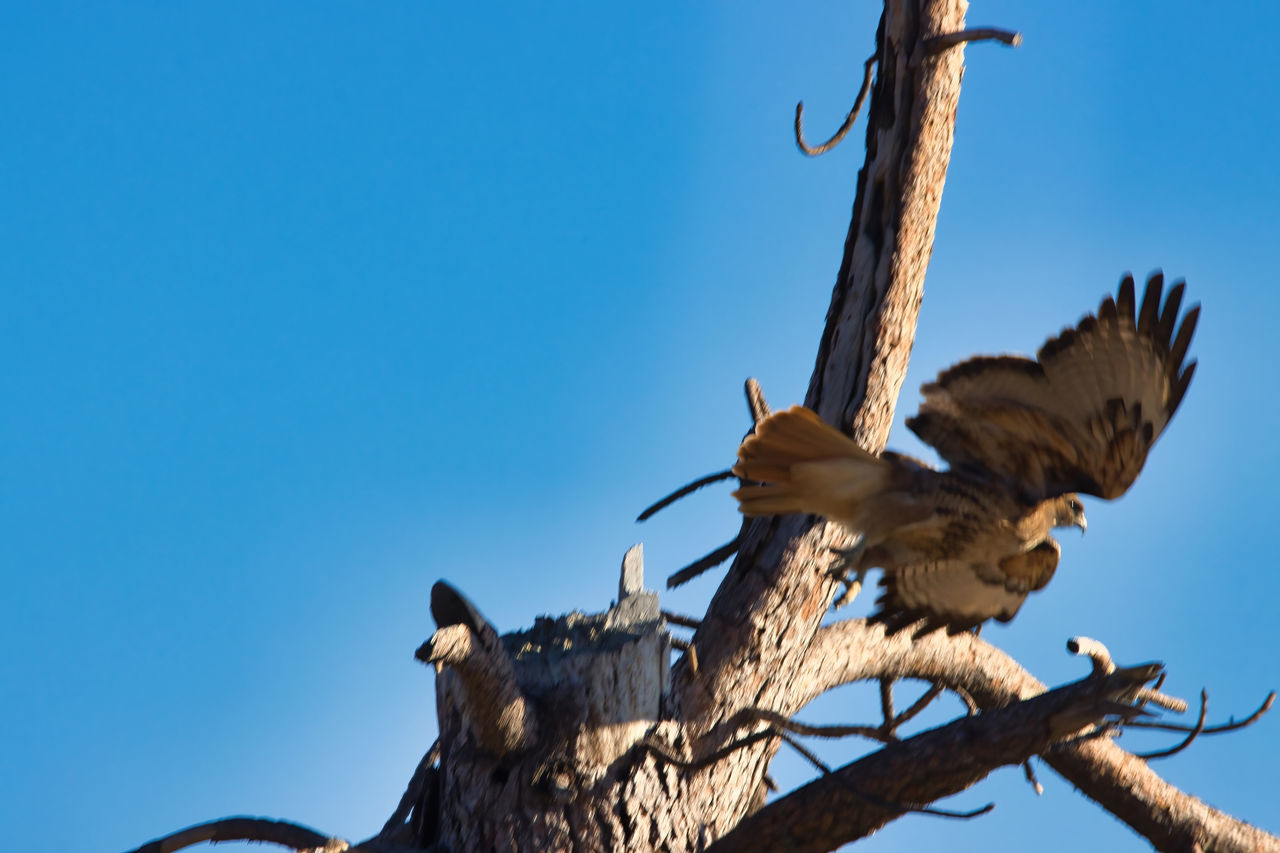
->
[3, 3, 1278, 851]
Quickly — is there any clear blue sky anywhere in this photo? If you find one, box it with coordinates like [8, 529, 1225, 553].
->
[4, 3, 1278, 850]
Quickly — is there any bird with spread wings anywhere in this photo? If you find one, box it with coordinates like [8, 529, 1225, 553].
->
[732, 272, 1199, 637]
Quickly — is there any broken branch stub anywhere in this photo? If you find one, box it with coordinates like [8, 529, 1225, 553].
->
[425, 548, 681, 849]
[419, 582, 538, 757]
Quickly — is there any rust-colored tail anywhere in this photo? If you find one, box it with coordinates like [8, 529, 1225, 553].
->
[731, 406, 887, 521]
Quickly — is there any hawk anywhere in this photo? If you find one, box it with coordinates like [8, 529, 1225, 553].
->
[732, 272, 1198, 636]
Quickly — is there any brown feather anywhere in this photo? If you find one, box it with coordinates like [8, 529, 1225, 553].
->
[731, 406, 891, 526]
[729, 271, 1199, 636]
[1117, 274, 1136, 317]
[1137, 271, 1164, 335]
[908, 271, 1198, 501]
[1169, 305, 1200, 370]
[1157, 281, 1186, 347]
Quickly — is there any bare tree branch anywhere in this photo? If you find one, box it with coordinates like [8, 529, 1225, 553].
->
[708, 664, 1162, 853]
[924, 26, 1022, 54]
[770, 731, 994, 821]
[794, 56, 876, 156]
[667, 6, 972, 836]
[1127, 691, 1275, 735]
[1071, 636, 1189, 713]
[636, 470, 736, 522]
[1068, 635, 1116, 675]
[666, 536, 742, 588]
[795, 621, 1280, 852]
[124, 817, 339, 853]
[1136, 689, 1209, 760]
[369, 741, 439, 845]
[661, 610, 702, 629]
[646, 713, 995, 822]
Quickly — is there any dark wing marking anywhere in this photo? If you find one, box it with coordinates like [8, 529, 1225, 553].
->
[906, 272, 1198, 501]
[869, 540, 1060, 638]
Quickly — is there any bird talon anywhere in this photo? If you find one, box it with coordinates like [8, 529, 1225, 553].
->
[833, 576, 863, 609]
[828, 542, 868, 609]
[827, 540, 867, 575]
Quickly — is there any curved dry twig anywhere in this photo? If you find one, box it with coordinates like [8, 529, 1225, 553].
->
[736, 706, 885, 744]
[1070, 637, 1188, 714]
[637, 470, 737, 521]
[1126, 691, 1275, 736]
[1068, 636, 1115, 675]
[666, 536, 741, 588]
[773, 731, 995, 821]
[795, 55, 876, 156]
[878, 678, 895, 724]
[124, 817, 337, 853]
[644, 719, 990, 821]
[1135, 690, 1209, 760]
[891, 682, 947, 732]
[640, 728, 774, 774]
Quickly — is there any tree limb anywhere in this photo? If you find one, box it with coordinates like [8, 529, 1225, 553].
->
[795, 620, 1280, 852]
[669, 1, 970, 834]
[794, 55, 877, 156]
[707, 664, 1162, 853]
[123, 817, 339, 853]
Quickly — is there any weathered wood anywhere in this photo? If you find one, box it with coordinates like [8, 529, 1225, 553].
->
[708, 664, 1163, 853]
[668, 0, 970, 837]
[795, 621, 1280, 853]
[125, 4, 1279, 853]
[429, 550, 691, 850]
[419, 583, 539, 758]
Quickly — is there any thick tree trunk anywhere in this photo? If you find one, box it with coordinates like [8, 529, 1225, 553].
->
[421, 1, 971, 849]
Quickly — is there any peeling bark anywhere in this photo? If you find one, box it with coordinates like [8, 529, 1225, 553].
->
[668, 0, 969, 837]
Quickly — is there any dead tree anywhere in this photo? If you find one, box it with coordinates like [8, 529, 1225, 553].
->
[128, 2, 1276, 852]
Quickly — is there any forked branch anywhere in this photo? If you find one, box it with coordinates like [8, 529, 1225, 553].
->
[707, 663, 1164, 853]
[795, 622, 1279, 852]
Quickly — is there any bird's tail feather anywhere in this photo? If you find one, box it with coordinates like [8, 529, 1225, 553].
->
[731, 406, 887, 520]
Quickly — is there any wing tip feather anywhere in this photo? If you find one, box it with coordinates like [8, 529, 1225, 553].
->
[1117, 273, 1137, 317]
[1138, 270, 1165, 335]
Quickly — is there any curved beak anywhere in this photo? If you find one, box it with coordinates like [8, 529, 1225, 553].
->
[1076, 515, 1087, 536]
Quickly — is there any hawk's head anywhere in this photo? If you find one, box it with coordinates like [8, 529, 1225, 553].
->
[1051, 494, 1087, 534]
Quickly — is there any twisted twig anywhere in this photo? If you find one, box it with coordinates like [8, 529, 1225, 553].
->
[795, 56, 876, 156]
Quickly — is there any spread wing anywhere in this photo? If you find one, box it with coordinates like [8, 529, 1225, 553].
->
[871, 540, 1060, 638]
[906, 272, 1198, 501]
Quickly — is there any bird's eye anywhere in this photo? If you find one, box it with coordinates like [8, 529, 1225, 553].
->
[1069, 499, 1081, 513]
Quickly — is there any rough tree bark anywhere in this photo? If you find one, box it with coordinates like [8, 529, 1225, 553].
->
[128, 2, 1278, 852]
[424, 2, 973, 846]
